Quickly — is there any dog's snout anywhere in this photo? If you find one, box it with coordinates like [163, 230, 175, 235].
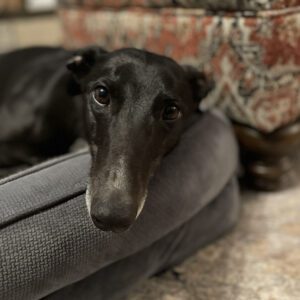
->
[90, 191, 137, 232]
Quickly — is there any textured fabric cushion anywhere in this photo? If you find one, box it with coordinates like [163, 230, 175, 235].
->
[0, 111, 238, 300]
[46, 178, 239, 300]
[59, 4, 300, 133]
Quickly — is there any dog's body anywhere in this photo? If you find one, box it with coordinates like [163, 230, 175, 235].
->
[0, 46, 211, 231]
[0, 47, 83, 169]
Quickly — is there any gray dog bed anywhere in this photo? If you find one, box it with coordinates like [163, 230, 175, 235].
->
[0, 111, 240, 300]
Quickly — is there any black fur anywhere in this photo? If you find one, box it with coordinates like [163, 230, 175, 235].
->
[0, 46, 211, 231]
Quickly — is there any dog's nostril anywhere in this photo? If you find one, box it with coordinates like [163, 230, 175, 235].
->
[91, 214, 104, 227]
[91, 213, 133, 232]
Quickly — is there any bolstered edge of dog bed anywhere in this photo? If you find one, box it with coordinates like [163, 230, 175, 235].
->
[46, 177, 240, 300]
[0, 110, 239, 300]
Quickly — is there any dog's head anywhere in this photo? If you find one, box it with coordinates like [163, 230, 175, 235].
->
[67, 47, 212, 232]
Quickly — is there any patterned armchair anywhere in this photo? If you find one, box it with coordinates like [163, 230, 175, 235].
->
[58, 0, 300, 189]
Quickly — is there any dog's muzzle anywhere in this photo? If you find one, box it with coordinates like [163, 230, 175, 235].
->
[85, 184, 146, 232]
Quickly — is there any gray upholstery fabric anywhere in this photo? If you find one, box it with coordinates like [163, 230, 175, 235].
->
[46, 178, 239, 300]
[0, 111, 239, 300]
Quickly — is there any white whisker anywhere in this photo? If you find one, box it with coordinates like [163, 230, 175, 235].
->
[85, 184, 92, 214]
[136, 192, 147, 219]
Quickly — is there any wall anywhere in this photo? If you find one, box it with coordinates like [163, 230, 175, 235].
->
[0, 14, 62, 53]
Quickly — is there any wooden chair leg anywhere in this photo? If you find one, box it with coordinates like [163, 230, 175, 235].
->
[233, 120, 300, 191]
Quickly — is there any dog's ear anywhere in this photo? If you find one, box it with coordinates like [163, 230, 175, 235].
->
[66, 46, 107, 78]
[183, 65, 214, 103]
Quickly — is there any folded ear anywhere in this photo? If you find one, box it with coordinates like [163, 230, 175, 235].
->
[182, 65, 214, 103]
[66, 46, 107, 79]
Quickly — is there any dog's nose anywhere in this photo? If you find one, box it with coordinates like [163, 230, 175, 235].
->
[90, 191, 137, 232]
[91, 212, 133, 232]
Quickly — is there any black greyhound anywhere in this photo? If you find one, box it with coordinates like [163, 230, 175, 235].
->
[0, 46, 211, 232]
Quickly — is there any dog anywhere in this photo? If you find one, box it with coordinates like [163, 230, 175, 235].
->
[0, 46, 212, 232]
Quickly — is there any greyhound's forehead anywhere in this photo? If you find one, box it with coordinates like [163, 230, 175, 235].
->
[98, 51, 184, 78]
[89, 57, 185, 91]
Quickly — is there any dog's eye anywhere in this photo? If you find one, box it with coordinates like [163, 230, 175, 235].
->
[92, 86, 110, 106]
[162, 104, 181, 121]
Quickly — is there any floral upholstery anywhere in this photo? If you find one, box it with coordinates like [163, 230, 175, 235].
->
[58, 1, 300, 132]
